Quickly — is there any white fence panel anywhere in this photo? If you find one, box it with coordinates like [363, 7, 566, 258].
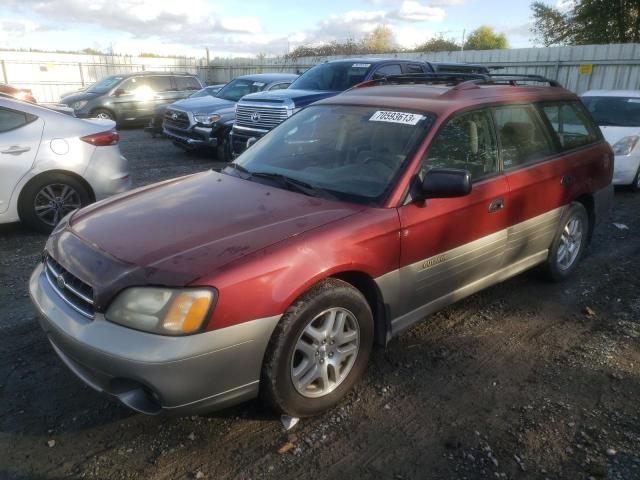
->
[2, 44, 640, 102]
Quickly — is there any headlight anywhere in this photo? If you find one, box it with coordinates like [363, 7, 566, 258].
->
[194, 113, 221, 125]
[72, 100, 88, 110]
[612, 136, 639, 156]
[106, 287, 216, 335]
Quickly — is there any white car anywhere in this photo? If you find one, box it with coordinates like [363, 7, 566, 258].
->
[0, 97, 131, 232]
[582, 90, 640, 190]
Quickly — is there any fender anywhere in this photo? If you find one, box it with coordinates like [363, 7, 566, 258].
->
[197, 207, 402, 331]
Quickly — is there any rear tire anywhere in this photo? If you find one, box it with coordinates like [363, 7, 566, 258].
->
[91, 108, 115, 121]
[543, 202, 589, 282]
[18, 174, 92, 233]
[261, 279, 374, 417]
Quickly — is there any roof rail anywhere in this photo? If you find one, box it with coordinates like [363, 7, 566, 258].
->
[350, 72, 491, 90]
[350, 72, 562, 91]
[487, 74, 562, 87]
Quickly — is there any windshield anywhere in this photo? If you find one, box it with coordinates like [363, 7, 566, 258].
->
[216, 79, 269, 102]
[189, 86, 218, 98]
[86, 76, 123, 94]
[288, 62, 372, 91]
[582, 96, 640, 127]
[226, 105, 433, 206]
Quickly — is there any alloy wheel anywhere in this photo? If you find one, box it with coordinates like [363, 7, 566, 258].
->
[33, 183, 81, 226]
[291, 307, 360, 398]
[556, 216, 583, 271]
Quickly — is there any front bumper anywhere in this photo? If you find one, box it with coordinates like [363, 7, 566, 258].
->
[163, 125, 218, 149]
[230, 126, 268, 156]
[29, 263, 280, 415]
[612, 154, 640, 185]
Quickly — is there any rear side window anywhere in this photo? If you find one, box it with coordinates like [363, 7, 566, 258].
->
[175, 76, 201, 91]
[493, 105, 554, 169]
[405, 64, 424, 74]
[540, 101, 600, 150]
[147, 76, 173, 92]
[422, 109, 498, 180]
[0, 108, 34, 133]
[373, 64, 402, 79]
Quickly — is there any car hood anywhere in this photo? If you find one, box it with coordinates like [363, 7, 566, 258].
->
[599, 126, 640, 147]
[171, 96, 235, 113]
[65, 170, 362, 286]
[241, 89, 338, 108]
[60, 91, 101, 104]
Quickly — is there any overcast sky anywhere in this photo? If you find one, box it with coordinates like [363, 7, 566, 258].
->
[0, 0, 536, 58]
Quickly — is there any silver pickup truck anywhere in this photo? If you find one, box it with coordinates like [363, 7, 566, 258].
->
[162, 73, 297, 160]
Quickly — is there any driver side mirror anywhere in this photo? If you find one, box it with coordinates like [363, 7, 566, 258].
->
[113, 88, 125, 97]
[420, 168, 472, 199]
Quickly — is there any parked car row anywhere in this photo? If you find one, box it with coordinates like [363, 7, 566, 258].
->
[28, 72, 615, 418]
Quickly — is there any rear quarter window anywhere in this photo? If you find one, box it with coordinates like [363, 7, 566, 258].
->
[0, 108, 36, 133]
[539, 101, 600, 151]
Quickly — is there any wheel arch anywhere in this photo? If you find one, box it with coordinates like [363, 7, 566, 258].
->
[17, 169, 96, 216]
[329, 271, 389, 347]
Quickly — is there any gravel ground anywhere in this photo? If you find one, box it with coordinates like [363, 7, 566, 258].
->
[1, 129, 639, 480]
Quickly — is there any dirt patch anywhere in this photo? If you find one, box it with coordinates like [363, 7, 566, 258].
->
[1, 130, 639, 479]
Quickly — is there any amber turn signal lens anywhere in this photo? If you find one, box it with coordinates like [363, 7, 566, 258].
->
[163, 291, 213, 334]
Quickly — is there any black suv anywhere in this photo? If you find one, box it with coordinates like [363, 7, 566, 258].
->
[60, 72, 203, 124]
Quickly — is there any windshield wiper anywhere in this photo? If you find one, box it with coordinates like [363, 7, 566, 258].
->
[223, 162, 251, 175]
[250, 171, 336, 199]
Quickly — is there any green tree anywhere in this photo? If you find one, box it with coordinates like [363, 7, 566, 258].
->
[531, 0, 640, 46]
[415, 37, 460, 52]
[464, 26, 508, 50]
[362, 25, 396, 53]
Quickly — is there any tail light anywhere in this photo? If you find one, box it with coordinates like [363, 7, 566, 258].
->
[81, 131, 119, 146]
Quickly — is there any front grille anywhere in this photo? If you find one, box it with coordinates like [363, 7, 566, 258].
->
[164, 109, 190, 129]
[235, 104, 290, 131]
[44, 256, 95, 319]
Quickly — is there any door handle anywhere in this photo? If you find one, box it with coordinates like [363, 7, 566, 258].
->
[561, 175, 572, 187]
[488, 197, 504, 213]
[1, 146, 31, 155]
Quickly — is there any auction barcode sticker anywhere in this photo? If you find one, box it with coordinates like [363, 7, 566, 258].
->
[369, 111, 424, 125]
[352, 63, 371, 68]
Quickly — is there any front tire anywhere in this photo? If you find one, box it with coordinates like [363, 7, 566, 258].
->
[261, 279, 374, 417]
[543, 202, 589, 282]
[18, 174, 92, 233]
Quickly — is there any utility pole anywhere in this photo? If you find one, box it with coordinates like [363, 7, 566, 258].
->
[461, 29, 466, 52]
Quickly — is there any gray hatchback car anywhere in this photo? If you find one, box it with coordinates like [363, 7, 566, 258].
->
[60, 72, 203, 125]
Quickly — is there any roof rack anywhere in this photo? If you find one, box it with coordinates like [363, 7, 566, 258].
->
[487, 74, 562, 87]
[351, 72, 490, 90]
[351, 72, 561, 90]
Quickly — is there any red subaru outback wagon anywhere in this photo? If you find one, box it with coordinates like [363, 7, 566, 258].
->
[30, 74, 613, 417]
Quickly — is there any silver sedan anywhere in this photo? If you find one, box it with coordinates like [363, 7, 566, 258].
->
[0, 96, 130, 232]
